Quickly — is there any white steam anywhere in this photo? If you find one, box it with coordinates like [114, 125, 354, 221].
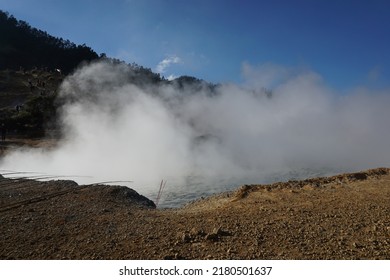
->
[1, 61, 390, 204]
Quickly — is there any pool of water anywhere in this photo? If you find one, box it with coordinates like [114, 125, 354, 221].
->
[143, 168, 341, 208]
[1, 167, 342, 209]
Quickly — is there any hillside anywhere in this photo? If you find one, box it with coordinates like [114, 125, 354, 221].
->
[0, 68, 64, 136]
[0, 10, 98, 74]
[0, 9, 98, 136]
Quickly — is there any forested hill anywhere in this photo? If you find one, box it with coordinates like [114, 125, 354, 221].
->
[0, 10, 99, 74]
[0, 10, 218, 136]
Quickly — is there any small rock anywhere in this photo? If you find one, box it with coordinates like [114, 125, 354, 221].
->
[205, 233, 219, 241]
[212, 226, 223, 235]
[182, 233, 191, 243]
[212, 226, 231, 236]
[190, 227, 204, 236]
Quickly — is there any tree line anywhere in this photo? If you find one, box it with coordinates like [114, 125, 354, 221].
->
[0, 10, 99, 74]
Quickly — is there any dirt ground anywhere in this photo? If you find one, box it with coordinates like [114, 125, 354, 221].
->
[1, 165, 389, 260]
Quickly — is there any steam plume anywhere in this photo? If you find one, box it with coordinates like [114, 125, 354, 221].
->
[1, 61, 390, 205]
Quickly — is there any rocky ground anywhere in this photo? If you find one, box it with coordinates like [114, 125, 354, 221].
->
[1, 166, 389, 260]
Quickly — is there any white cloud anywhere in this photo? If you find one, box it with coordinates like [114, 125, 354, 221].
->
[155, 55, 181, 74]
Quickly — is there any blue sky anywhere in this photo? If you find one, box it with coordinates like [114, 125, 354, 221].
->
[1, 0, 390, 89]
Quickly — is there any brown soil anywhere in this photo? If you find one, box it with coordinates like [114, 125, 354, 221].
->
[1, 167, 390, 260]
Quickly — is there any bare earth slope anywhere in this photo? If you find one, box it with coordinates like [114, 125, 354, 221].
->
[1, 168, 390, 259]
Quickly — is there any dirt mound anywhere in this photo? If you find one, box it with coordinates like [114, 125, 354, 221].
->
[0, 178, 155, 213]
[229, 167, 390, 201]
[1, 167, 390, 259]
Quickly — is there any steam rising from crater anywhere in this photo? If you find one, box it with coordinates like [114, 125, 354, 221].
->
[1, 61, 390, 201]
